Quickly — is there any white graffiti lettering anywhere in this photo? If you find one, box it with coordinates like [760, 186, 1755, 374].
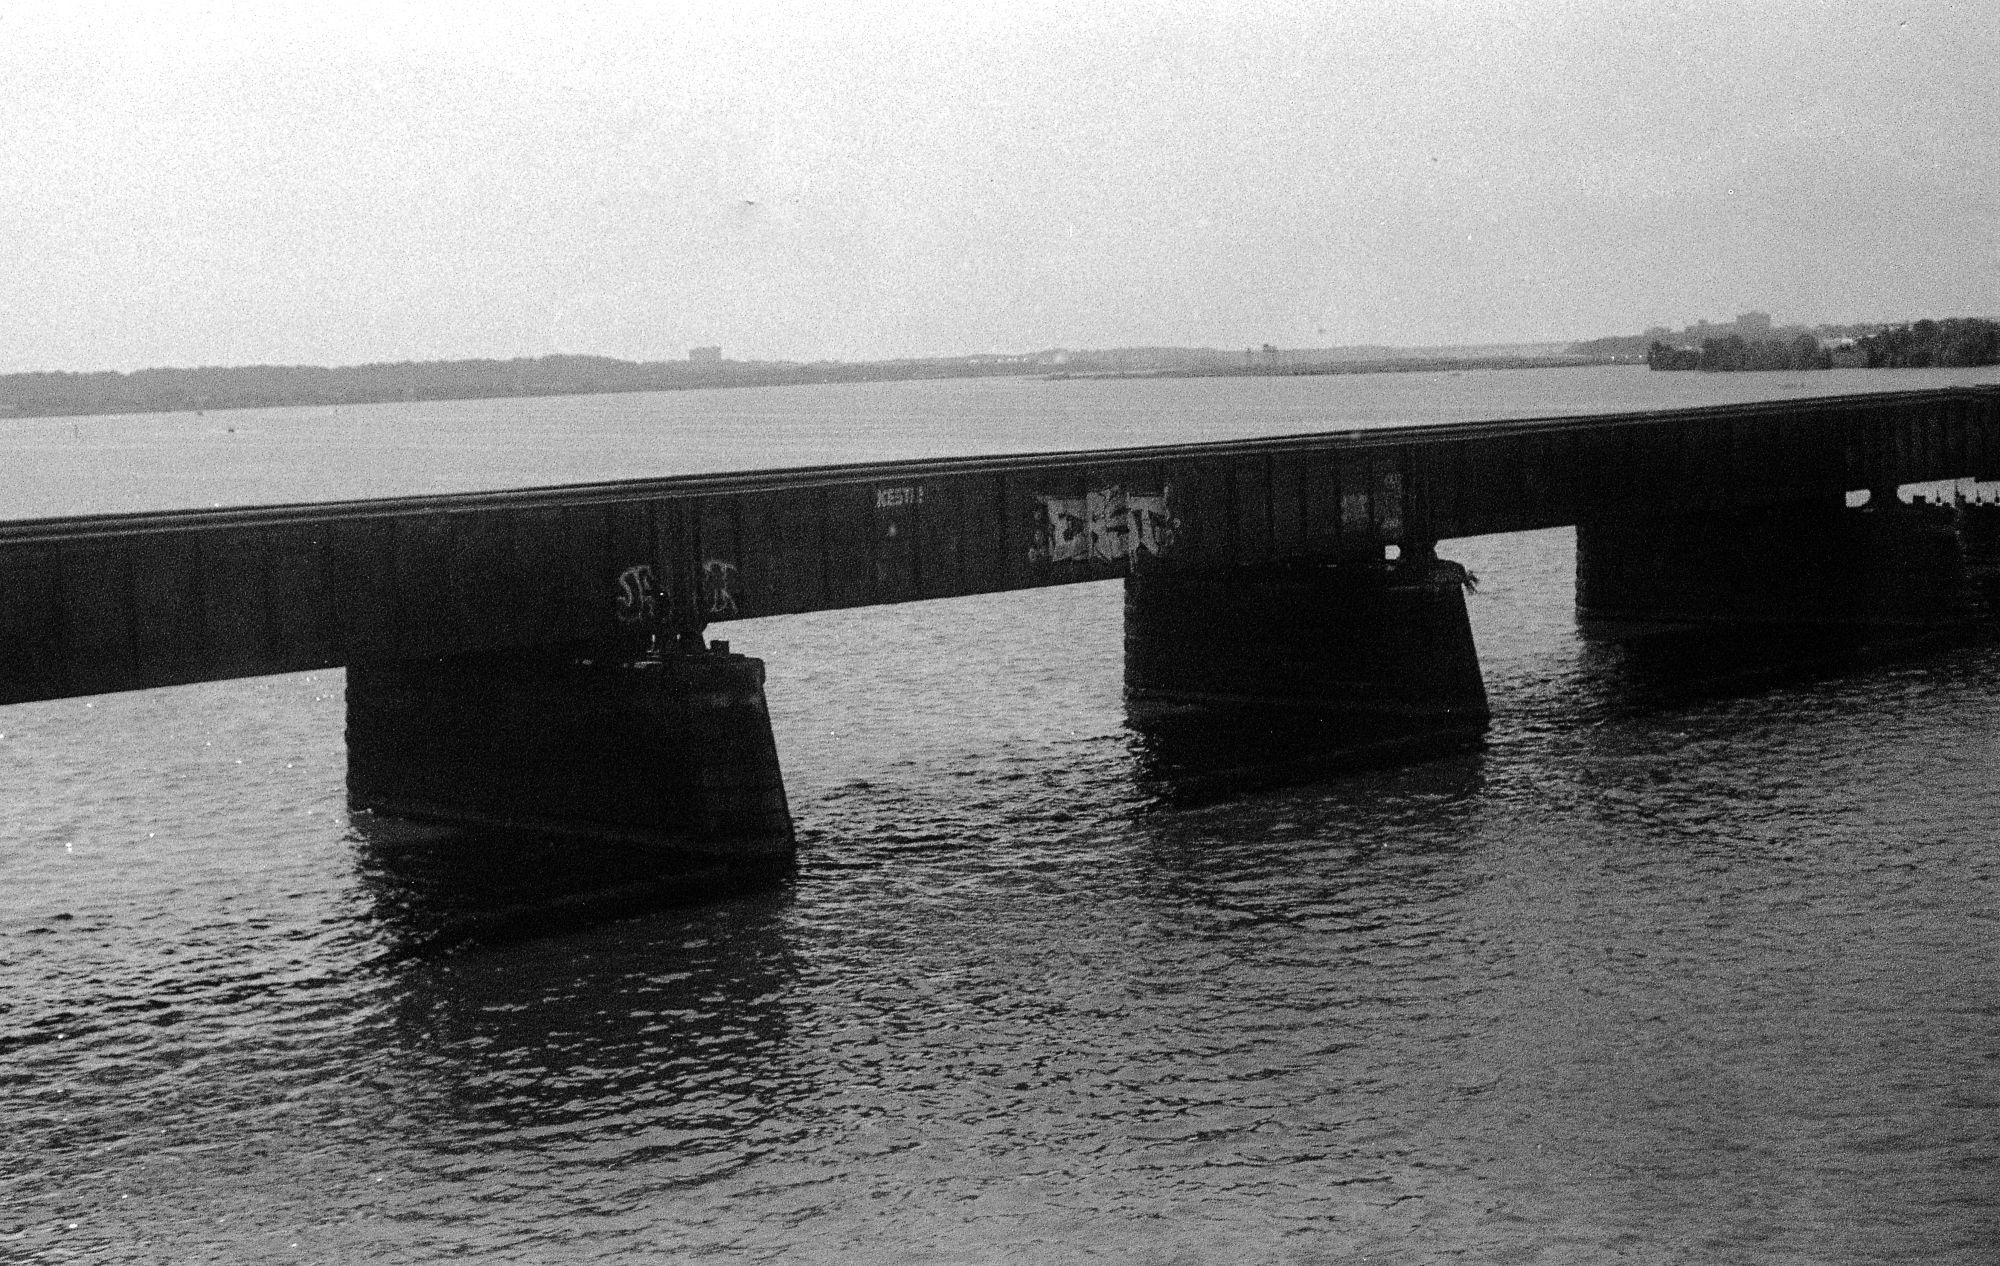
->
[1377, 471, 1404, 538]
[615, 564, 659, 624]
[1033, 485, 1170, 564]
[703, 558, 739, 616]
[1341, 491, 1371, 533]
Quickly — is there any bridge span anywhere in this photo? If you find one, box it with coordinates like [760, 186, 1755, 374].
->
[5, 384, 1999, 884]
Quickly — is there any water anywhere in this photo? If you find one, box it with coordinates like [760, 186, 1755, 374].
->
[5, 363, 2000, 520]
[6, 369, 2000, 1261]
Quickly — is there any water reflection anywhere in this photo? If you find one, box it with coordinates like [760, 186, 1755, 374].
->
[1124, 703, 1487, 805]
[349, 813, 796, 959]
[366, 892, 804, 1154]
[1570, 622, 1982, 715]
[1126, 747, 1490, 932]
[345, 811, 808, 1165]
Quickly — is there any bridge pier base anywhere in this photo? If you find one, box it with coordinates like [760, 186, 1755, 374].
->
[346, 644, 794, 886]
[1955, 501, 2000, 619]
[1575, 497, 1972, 647]
[1123, 554, 1489, 788]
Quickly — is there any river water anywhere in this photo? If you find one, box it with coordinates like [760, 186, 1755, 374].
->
[4, 363, 2000, 519]
[5, 366, 2000, 1262]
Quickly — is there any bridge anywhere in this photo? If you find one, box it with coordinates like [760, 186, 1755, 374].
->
[5, 383, 1999, 884]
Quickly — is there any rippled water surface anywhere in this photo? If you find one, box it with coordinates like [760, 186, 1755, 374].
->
[6, 372, 2000, 1261]
[7, 525, 2000, 1262]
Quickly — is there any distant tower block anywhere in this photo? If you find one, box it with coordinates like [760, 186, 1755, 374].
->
[689, 346, 723, 364]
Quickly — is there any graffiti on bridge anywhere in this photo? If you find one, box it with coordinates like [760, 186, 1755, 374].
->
[1031, 485, 1172, 565]
[614, 558, 739, 624]
[614, 564, 659, 624]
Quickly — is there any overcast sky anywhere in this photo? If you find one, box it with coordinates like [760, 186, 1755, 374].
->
[2, 0, 1994, 371]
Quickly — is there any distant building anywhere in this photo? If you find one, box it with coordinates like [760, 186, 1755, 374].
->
[1677, 312, 1779, 341]
[689, 346, 722, 364]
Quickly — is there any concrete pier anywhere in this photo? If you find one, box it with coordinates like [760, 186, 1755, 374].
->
[1123, 553, 1489, 785]
[1955, 501, 2000, 621]
[346, 643, 794, 882]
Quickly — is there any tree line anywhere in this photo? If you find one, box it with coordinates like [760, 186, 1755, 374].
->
[1855, 318, 2000, 368]
[0, 353, 1053, 420]
[1646, 333, 1826, 371]
[1648, 318, 2000, 372]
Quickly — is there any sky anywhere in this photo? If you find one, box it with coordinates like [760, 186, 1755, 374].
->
[2, 0, 1995, 372]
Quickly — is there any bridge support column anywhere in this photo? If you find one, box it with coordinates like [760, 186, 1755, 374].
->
[346, 643, 793, 884]
[1575, 497, 1971, 644]
[1955, 500, 2000, 619]
[1124, 553, 1488, 785]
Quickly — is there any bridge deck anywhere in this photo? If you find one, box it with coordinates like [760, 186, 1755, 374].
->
[2, 385, 1996, 705]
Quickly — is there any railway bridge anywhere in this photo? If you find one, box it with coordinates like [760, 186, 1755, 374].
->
[4, 384, 1998, 885]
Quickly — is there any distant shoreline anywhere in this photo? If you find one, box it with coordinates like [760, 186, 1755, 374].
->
[0, 359, 1051, 423]
[1066, 354, 1630, 381]
[0, 353, 1633, 424]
